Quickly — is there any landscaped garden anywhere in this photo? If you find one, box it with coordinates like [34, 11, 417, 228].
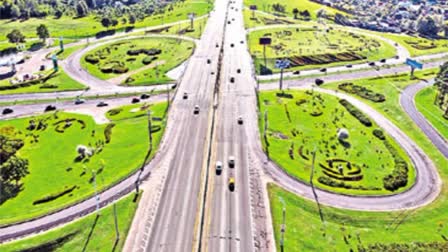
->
[248, 27, 396, 74]
[81, 37, 195, 85]
[377, 32, 448, 57]
[0, 193, 139, 252]
[268, 182, 448, 251]
[146, 17, 209, 39]
[0, 69, 86, 95]
[258, 90, 415, 195]
[0, 102, 167, 225]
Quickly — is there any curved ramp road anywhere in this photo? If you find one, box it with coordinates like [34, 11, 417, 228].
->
[257, 86, 441, 211]
[401, 80, 448, 158]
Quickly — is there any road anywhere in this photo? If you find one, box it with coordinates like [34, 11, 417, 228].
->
[401, 80, 448, 158]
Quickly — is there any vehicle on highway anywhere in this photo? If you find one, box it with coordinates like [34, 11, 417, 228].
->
[140, 94, 150, 99]
[216, 43, 219, 48]
[228, 177, 235, 191]
[237, 69, 241, 74]
[216, 161, 223, 174]
[346, 64, 352, 68]
[380, 59, 387, 63]
[194, 105, 200, 114]
[368, 62, 376, 66]
[97, 101, 108, 107]
[183, 92, 188, 99]
[395, 55, 400, 59]
[315, 79, 324, 86]
[39, 65, 46, 71]
[240, 40, 244, 44]
[2, 108, 13, 115]
[230, 43, 234, 48]
[293, 70, 301, 75]
[228, 21, 231, 24]
[320, 68, 327, 73]
[230, 77, 235, 83]
[237, 116, 243, 125]
[228, 156, 235, 168]
[132, 98, 140, 104]
[74, 98, 85, 105]
[44, 105, 56, 112]
[207, 59, 211, 64]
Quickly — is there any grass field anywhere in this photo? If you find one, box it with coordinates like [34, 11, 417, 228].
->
[244, 0, 347, 21]
[415, 86, 448, 141]
[258, 90, 414, 195]
[377, 32, 448, 57]
[0, 0, 213, 42]
[0, 102, 166, 225]
[0, 69, 86, 95]
[81, 37, 194, 85]
[249, 26, 396, 73]
[0, 193, 139, 252]
[243, 8, 303, 29]
[147, 17, 209, 39]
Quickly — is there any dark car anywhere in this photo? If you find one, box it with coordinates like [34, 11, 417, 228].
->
[315, 79, 324, 86]
[368, 62, 376, 66]
[380, 59, 387, 63]
[228, 21, 231, 24]
[216, 43, 219, 48]
[346, 64, 352, 68]
[2, 108, 13, 115]
[230, 43, 234, 48]
[237, 69, 241, 74]
[240, 40, 244, 44]
[44, 105, 56, 112]
[230, 77, 235, 83]
[132, 98, 140, 104]
[39, 65, 46, 71]
[207, 59, 211, 64]
[293, 70, 301, 75]
[183, 92, 188, 99]
[320, 68, 327, 72]
[97, 101, 108, 107]
[140, 93, 150, 99]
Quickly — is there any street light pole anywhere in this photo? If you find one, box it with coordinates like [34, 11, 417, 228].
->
[279, 196, 286, 252]
[147, 110, 153, 151]
[91, 169, 100, 214]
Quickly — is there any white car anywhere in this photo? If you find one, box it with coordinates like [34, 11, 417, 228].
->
[194, 105, 200, 114]
[216, 161, 223, 173]
[228, 156, 235, 168]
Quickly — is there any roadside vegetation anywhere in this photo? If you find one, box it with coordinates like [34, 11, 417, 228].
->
[0, 102, 166, 225]
[415, 86, 448, 141]
[249, 27, 396, 74]
[258, 90, 414, 195]
[81, 37, 194, 85]
[0, 193, 139, 252]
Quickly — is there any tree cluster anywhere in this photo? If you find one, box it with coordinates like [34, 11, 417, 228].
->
[434, 61, 448, 119]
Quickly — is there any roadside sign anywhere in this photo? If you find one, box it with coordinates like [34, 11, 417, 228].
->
[259, 37, 272, 45]
[152, 117, 163, 122]
[249, 5, 257, 10]
[275, 59, 290, 69]
[406, 58, 423, 69]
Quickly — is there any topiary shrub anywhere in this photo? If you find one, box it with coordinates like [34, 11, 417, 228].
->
[33, 185, 77, 205]
[104, 123, 115, 143]
[339, 99, 372, 127]
[112, 65, 129, 74]
[372, 129, 386, 140]
[85, 54, 100, 64]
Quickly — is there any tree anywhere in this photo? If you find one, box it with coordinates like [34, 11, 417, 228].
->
[36, 24, 50, 42]
[0, 156, 29, 185]
[111, 19, 119, 27]
[292, 8, 299, 19]
[101, 17, 111, 29]
[10, 5, 21, 19]
[6, 29, 25, 44]
[76, 0, 89, 17]
[301, 10, 311, 20]
[129, 14, 136, 24]
[417, 16, 440, 38]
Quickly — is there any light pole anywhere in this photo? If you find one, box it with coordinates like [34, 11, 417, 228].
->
[113, 203, 120, 242]
[91, 169, 100, 214]
[279, 196, 286, 252]
[147, 110, 153, 151]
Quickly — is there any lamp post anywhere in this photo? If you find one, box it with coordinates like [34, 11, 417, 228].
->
[279, 196, 286, 252]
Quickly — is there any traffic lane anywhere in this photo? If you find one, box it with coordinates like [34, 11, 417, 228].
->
[401, 80, 448, 158]
[0, 94, 167, 121]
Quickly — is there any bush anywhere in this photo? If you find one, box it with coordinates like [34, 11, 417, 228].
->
[33, 185, 77, 205]
[295, 99, 307, 106]
[381, 140, 409, 191]
[104, 123, 115, 143]
[112, 65, 129, 74]
[150, 125, 162, 133]
[338, 83, 386, 102]
[276, 92, 293, 99]
[107, 108, 122, 116]
[339, 99, 372, 127]
[373, 129, 386, 140]
[142, 56, 157, 65]
[85, 54, 99, 64]
[127, 48, 162, 56]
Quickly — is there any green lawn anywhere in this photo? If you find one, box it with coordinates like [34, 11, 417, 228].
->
[258, 90, 414, 195]
[147, 17, 209, 39]
[415, 86, 448, 140]
[81, 37, 194, 85]
[0, 0, 213, 42]
[0, 102, 166, 225]
[243, 8, 303, 29]
[0, 193, 139, 252]
[244, 0, 348, 21]
[0, 69, 86, 95]
[377, 32, 448, 57]
[249, 27, 396, 74]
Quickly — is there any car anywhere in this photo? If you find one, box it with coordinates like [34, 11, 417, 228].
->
[228, 177, 235, 191]
[293, 70, 301, 75]
[380, 59, 387, 63]
[346, 64, 352, 68]
[39, 65, 46, 71]
[2, 108, 13, 115]
[132, 98, 140, 104]
[211, 71, 215, 75]
[228, 156, 235, 168]
[171, 84, 177, 90]
[237, 69, 241, 74]
[315, 79, 324, 86]
[140, 93, 150, 99]
[230, 43, 234, 48]
[227, 21, 231, 24]
[194, 105, 200, 114]
[237, 116, 243, 125]
[230, 77, 235, 83]
[395, 55, 400, 60]
[216, 161, 223, 174]
[183, 92, 188, 99]
[97, 101, 108, 107]
[74, 98, 85, 105]
[368, 62, 376, 66]
[216, 43, 219, 48]
[207, 59, 211, 64]
[44, 105, 56, 112]
[240, 40, 244, 44]
[320, 68, 327, 72]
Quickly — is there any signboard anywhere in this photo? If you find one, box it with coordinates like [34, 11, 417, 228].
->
[152, 117, 163, 122]
[52, 55, 58, 71]
[259, 37, 272, 45]
[249, 5, 257, 10]
[275, 59, 290, 69]
[406, 58, 423, 69]
[59, 36, 64, 52]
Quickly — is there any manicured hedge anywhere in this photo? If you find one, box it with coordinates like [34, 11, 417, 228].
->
[33, 185, 77, 205]
[373, 129, 386, 140]
[339, 99, 372, 127]
[338, 82, 386, 102]
[127, 48, 162, 56]
[85, 54, 100, 64]
[104, 123, 116, 143]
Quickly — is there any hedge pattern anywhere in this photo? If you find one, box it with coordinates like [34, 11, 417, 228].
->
[339, 99, 372, 127]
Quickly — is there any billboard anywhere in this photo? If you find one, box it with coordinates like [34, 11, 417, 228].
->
[259, 37, 272, 45]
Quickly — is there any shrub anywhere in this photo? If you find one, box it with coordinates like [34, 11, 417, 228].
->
[298, 145, 309, 160]
[104, 123, 116, 143]
[372, 129, 386, 140]
[276, 92, 294, 99]
[107, 108, 122, 116]
[295, 99, 307, 106]
[33, 185, 77, 205]
[112, 65, 129, 74]
[142, 56, 157, 65]
[339, 99, 372, 127]
[381, 140, 409, 191]
[127, 48, 162, 56]
[150, 125, 162, 133]
[338, 83, 386, 102]
[85, 54, 99, 64]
